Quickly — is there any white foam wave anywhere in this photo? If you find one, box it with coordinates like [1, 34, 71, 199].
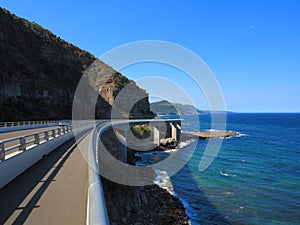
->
[164, 149, 177, 153]
[220, 170, 237, 177]
[178, 139, 197, 148]
[154, 170, 175, 195]
[205, 129, 223, 132]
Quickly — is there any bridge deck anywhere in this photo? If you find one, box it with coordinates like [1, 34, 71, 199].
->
[0, 133, 90, 225]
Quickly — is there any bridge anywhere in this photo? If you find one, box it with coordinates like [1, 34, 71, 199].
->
[0, 119, 182, 225]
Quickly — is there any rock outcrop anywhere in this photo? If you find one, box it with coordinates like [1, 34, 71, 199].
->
[0, 8, 153, 121]
[184, 130, 239, 139]
[160, 138, 178, 150]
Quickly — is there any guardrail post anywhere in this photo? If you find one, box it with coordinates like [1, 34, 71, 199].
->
[58, 128, 61, 136]
[34, 134, 40, 145]
[68, 126, 72, 132]
[62, 126, 65, 134]
[52, 130, 56, 138]
[0, 142, 5, 161]
[44, 131, 49, 140]
[19, 137, 26, 151]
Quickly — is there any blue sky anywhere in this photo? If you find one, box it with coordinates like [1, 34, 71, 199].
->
[2, 0, 300, 112]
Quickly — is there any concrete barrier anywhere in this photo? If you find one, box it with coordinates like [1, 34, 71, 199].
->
[87, 122, 110, 225]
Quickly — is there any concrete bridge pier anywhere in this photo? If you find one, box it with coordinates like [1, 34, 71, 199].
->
[166, 120, 181, 142]
[153, 125, 160, 147]
[107, 119, 182, 164]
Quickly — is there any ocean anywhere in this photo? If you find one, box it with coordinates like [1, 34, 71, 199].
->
[138, 113, 300, 225]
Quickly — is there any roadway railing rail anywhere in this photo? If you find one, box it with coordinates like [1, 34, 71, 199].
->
[0, 120, 58, 128]
[87, 121, 110, 225]
[0, 122, 95, 162]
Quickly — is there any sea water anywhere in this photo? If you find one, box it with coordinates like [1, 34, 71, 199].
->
[138, 113, 300, 225]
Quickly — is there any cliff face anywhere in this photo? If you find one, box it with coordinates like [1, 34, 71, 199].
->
[150, 100, 202, 115]
[0, 8, 153, 121]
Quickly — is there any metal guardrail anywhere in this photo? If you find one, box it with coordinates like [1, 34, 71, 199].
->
[0, 120, 58, 128]
[0, 126, 71, 161]
[0, 122, 95, 162]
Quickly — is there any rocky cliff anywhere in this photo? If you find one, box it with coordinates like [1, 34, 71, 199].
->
[0, 8, 153, 121]
[151, 100, 202, 115]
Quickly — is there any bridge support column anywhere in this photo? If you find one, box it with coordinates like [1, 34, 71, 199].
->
[170, 123, 177, 140]
[153, 126, 160, 147]
[175, 121, 181, 141]
[166, 121, 181, 142]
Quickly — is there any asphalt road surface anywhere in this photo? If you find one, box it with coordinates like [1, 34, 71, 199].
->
[0, 131, 90, 225]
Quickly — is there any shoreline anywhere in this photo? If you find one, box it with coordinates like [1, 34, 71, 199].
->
[100, 128, 240, 224]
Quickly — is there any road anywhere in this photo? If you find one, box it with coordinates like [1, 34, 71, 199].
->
[0, 130, 90, 225]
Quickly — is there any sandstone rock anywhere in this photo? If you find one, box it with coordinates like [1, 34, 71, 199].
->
[187, 130, 239, 139]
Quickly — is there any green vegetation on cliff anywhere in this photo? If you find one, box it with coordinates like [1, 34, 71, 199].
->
[150, 100, 202, 115]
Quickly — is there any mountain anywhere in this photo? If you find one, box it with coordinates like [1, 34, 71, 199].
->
[150, 100, 202, 115]
[0, 8, 153, 121]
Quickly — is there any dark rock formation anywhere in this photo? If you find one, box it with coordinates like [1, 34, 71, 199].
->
[0, 8, 153, 121]
[160, 138, 178, 150]
[102, 178, 190, 225]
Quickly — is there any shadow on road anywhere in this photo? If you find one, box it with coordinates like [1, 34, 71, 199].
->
[0, 137, 77, 224]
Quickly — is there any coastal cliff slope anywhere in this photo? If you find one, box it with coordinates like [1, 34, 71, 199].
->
[151, 100, 202, 115]
[0, 7, 153, 120]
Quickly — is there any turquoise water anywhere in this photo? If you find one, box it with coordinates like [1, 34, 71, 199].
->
[141, 113, 300, 225]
